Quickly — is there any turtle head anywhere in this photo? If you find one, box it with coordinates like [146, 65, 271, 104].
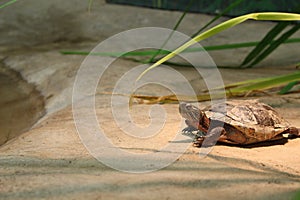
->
[179, 102, 205, 124]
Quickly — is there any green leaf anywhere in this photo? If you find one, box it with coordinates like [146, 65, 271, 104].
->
[61, 37, 300, 58]
[240, 22, 289, 67]
[190, 0, 245, 38]
[278, 81, 299, 94]
[88, 0, 94, 12]
[148, 0, 195, 63]
[228, 71, 300, 94]
[205, 76, 275, 92]
[0, 0, 18, 9]
[293, 190, 300, 200]
[132, 71, 300, 104]
[138, 12, 300, 80]
[248, 23, 300, 67]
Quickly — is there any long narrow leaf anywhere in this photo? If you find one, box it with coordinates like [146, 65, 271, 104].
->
[248, 24, 300, 67]
[207, 71, 300, 92]
[278, 81, 299, 94]
[0, 0, 18, 9]
[138, 12, 300, 80]
[228, 71, 300, 93]
[148, 0, 195, 63]
[132, 71, 300, 104]
[61, 37, 300, 58]
[88, 0, 94, 12]
[191, 0, 244, 38]
[240, 22, 289, 67]
[203, 76, 276, 92]
[61, 49, 171, 57]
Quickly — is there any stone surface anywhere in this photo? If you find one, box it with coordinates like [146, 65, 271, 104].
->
[1, 0, 300, 66]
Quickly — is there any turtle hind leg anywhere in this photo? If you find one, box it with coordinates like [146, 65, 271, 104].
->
[286, 127, 299, 138]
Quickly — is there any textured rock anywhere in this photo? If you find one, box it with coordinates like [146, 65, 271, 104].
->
[1, 0, 300, 66]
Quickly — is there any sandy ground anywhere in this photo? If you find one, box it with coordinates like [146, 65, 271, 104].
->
[0, 94, 300, 200]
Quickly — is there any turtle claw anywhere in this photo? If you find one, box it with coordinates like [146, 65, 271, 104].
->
[182, 126, 206, 143]
[193, 141, 202, 147]
[194, 130, 206, 138]
[182, 126, 198, 133]
[192, 132, 206, 147]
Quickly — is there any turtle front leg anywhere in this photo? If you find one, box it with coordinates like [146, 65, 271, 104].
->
[193, 127, 224, 147]
[182, 126, 206, 141]
[182, 120, 206, 142]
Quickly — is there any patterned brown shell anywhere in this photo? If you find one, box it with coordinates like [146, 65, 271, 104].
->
[204, 100, 291, 143]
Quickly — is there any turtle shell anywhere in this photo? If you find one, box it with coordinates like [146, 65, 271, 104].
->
[204, 100, 291, 144]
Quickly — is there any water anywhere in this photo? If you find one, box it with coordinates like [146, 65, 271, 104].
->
[0, 67, 45, 146]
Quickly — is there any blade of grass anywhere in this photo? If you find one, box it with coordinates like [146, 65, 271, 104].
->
[133, 71, 300, 104]
[206, 71, 300, 92]
[248, 23, 300, 67]
[148, 0, 195, 63]
[88, 0, 93, 13]
[240, 22, 290, 67]
[203, 76, 276, 92]
[61, 49, 171, 57]
[138, 12, 300, 80]
[0, 0, 18, 9]
[191, 0, 244, 38]
[60, 37, 300, 57]
[293, 190, 300, 200]
[149, 0, 243, 63]
[138, 14, 253, 78]
[278, 81, 299, 94]
[238, 3, 300, 67]
[228, 71, 300, 94]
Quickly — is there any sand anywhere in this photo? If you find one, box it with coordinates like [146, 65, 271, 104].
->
[0, 95, 299, 200]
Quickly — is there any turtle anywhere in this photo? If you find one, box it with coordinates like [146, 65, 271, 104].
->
[179, 100, 299, 147]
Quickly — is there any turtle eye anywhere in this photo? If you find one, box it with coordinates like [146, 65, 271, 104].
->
[186, 104, 192, 110]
